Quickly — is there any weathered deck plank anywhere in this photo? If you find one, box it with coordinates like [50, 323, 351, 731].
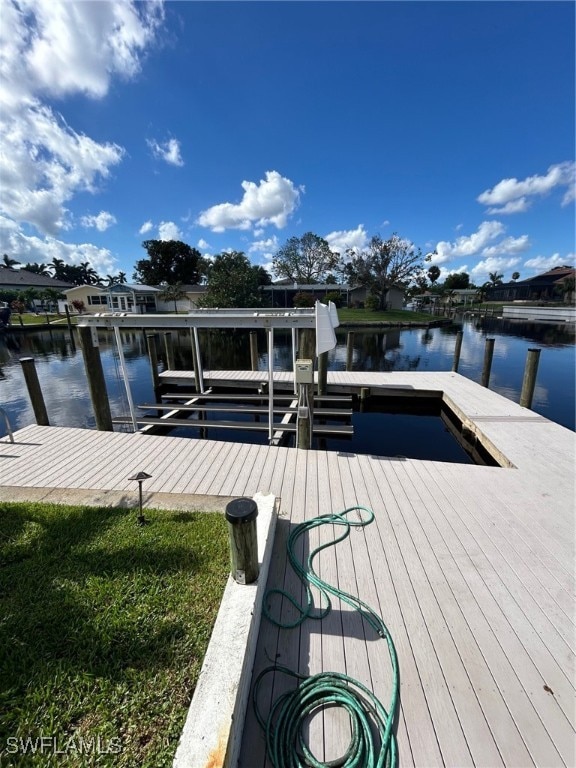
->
[1, 370, 574, 767]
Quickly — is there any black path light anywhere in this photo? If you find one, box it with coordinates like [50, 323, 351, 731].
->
[128, 471, 152, 525]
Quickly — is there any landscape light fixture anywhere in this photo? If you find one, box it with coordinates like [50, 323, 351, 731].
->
[128, 471, 152, 526]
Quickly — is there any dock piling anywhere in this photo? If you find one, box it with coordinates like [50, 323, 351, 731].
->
[78, 326, 113, 431]
[520, 348, 541, 409]
[225, 498, 259, 584]
[146, 333, 163, 413]
[452, 331, 464, 372]
[481, 338, 495, 388]
[297, 329, 315, 449]
[346, 332, 355, 371]
[163, 332, 175, 371]
[19, 357, 49, 426]
[318, 351, 328, 396]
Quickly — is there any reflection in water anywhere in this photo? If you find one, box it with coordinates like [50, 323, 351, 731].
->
[0, 317, 574, 434]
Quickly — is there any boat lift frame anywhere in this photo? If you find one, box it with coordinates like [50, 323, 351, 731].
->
[77, 304, 338, 441]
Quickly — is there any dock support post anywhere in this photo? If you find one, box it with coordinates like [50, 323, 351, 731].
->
[452, 330, 463, 372]
[146, 333, 163, 412]
[297, 328, 315, 449]
[481, 338, 495, 388]
[318, 351, 328, 396]
[78, 326, 113, 431]
[19, 357, 49, 426]
[359, 386, 370, 412]
[225, 498, 259, 584]
[520, 348, 541, 409]
[64, 305, 76, 350]
[346, 332, 355, 371]
[163, 332, 175, 371]
[250, 331, 259, 371]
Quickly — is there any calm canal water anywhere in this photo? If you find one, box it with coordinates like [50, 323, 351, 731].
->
[0, 317, 574, 456]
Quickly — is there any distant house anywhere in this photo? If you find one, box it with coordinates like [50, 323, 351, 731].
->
[156, 284, 207, 312]
[262, 281, 405, 310]
[486, 267, 575, 303]
[0, 266, 73, 303]
[61, 283, 209, 314]
[62, 284, 161, 314]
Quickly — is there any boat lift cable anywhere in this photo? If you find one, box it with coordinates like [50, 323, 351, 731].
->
[255, 506, 399, 768]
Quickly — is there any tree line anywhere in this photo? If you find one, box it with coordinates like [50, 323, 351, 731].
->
[1, 233, 520, 312]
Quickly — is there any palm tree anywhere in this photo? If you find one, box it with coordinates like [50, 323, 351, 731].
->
[158, 282, 187, 313]
[50, 258, 67, 280]
[116, 271, 127, 284]
[2, 254, 20, 268]
[511, 271, 520, 281]
[23, 262, 50, 275]
[79, 261, 101, 285]
[488, 271, 504, 287]
[41, 288, 64, 314]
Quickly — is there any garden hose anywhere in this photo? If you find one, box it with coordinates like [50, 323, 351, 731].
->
[255, 506, 399, 768]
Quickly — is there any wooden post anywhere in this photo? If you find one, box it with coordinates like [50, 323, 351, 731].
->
[520, 348, 541, 409]
[297, 329, 315, 450]
[225, 498, 259, 584]
[452, 330, 463, 372]
[359, 386, 370, 412]
[64, 305, 76, 349]
[481, 338, 495, 388]
[146, 333, 163, 414]
[318, 351, 328, 396]
[77, 326, 113, 431]
[250, 331, 259, 371]
[346, 331, 355, 371]
[19, 357, 49, 426]
[163, 331, 175, 371]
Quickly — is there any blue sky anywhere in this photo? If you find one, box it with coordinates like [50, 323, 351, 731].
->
[1, 1, 574, 285]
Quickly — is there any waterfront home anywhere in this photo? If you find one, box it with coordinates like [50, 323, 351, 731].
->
[486, 266, 575, 303]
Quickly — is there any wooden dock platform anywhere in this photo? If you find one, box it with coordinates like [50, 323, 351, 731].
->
[1, 371, 574, 767]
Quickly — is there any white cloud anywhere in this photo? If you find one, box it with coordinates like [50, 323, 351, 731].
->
[5, 0, 164, 101]
[158, 221, 182, 241]
[147, 138, 184, 167]
[324, 224, 368, 256]
[523, 254, 575, 273]
[471, 257, 522, 282]
[481, 235, 530, 258]
[477, 161, 576, 213]
[197, 171, 302, 232]
[80, 210, 117, 232]
[0, 0, 163, 259]
[139, 220, 153, 235]
[0, 216, 116, 274]
[197, 238, 211, 250]
[0, 101, 124, 235]
[432, 221, 505, 264]
[248, 236, 279, 264]
[486, 198, 531, 215]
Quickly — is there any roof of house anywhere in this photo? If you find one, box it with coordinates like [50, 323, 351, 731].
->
[0, 266, 74, 289]
[517, 266, 575, 285]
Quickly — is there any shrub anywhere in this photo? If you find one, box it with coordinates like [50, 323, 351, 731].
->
[324, 291, 343, 307]
[71, 299, 86, 314]
[293, 291, 315, 308]
[365, 294, 381, 312]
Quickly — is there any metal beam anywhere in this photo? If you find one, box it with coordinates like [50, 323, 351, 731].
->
[78, 310, 317, 330]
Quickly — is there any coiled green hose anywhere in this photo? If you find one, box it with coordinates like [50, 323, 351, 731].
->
[254, 506, 399, 768]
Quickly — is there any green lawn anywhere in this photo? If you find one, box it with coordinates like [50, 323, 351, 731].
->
[10, 313, 69, 326]
[0, 501, 229, 767]
[336, 307, 436, 324]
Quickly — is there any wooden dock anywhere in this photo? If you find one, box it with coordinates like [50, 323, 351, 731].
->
[1, 371, 574, 767]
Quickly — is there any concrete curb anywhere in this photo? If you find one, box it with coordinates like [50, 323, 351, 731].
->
[172, 492, 277, 768]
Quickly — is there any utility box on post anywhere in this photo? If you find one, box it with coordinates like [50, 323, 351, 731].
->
[295, 359, 313, 384]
